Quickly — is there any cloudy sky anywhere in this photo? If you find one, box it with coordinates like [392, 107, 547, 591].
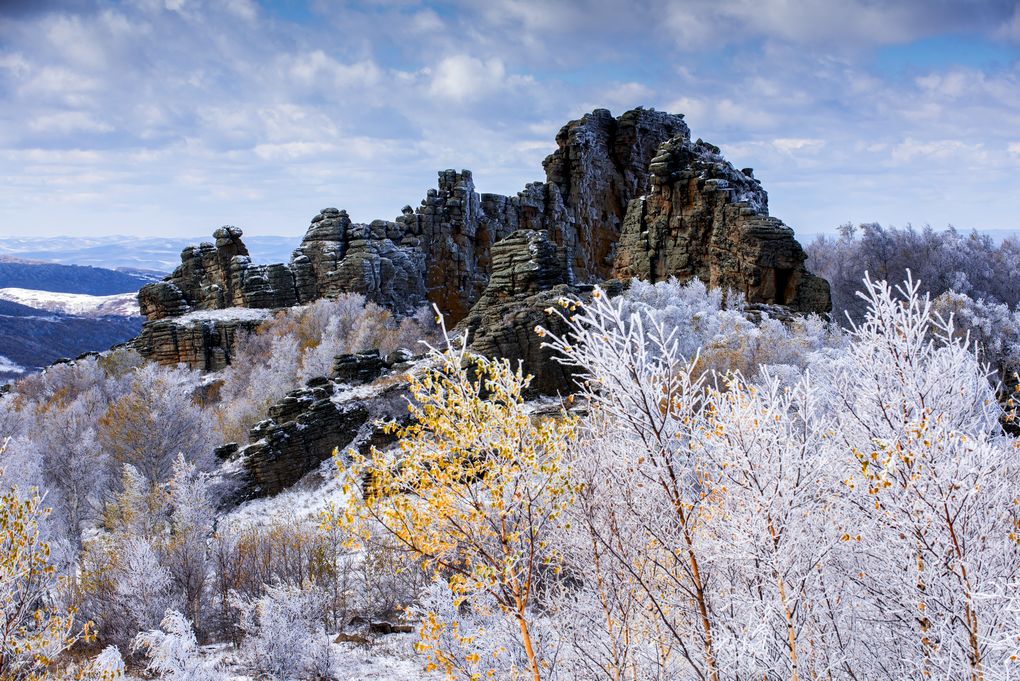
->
[1, 0, 1019, 239]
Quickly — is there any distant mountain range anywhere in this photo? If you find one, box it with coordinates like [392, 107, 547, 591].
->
[0, 234, 300, 274]
[0, 259, 156, 295]
[0, 258, 150, 383]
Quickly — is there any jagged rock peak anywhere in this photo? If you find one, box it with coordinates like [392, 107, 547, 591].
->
[614, 135, 831, 313]
[136, 106, 830, 376]
[541, 107, 690, 281]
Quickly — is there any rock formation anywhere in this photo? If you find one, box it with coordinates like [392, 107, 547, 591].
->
[614, 137, 831, 313]
[137, 106, 829, 392]
[133, 309, 272, 371]
[455, 230, 578, 395]
[542, 107, 690, 280]
[217, 352, 417, 506]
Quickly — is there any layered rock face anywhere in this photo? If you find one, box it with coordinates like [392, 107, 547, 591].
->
[542, 107, 690, 280]
[456, 230, 578, 394]
[133, 309, 272, 371]
[614, 138, 831, 313]
[217, 352, 416, 506]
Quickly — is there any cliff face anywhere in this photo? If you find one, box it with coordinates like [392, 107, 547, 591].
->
[614, 138, 831, 313]
[136, 107, 830, 382]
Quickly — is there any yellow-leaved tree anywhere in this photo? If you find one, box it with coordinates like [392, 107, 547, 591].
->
[327, 338, 577, 681]
[1, 447, 95, 680]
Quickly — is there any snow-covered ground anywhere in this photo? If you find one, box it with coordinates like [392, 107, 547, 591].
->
[220, 460, 348, 531]
[0, 287, 140, 317]
[200, 635, 433, 680]
[0, 354, 24, 375]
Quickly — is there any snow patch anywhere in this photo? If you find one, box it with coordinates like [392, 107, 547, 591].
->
[0, 354, 24, 375]
[0, 287, 140, 317]
[177, 307, 275, 325]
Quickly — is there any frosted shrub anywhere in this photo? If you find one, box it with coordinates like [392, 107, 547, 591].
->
[614, 277, 843, 380]
[234, 583, 340, 680]
[215, 294, 439, 442]
[73, 646, 126, 681]
[330, 333, 578, 681]
[132, 610, 220, 680]
[78, 534, 176, 649]
[933, 289, 1020, 388]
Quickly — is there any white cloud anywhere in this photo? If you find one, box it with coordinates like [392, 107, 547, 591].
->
[890, 138, 986, 164]
[428, 55, 507, 102]
[284, 51, 382, 92]
[661, 0, 1012, 50]
[996, 4, 1020, 41]
[253, 142, 335, 160]
[28, 112, 113, 134]
[224, 0, 257, 22]
[772, 138, 825, 154]
[1009, 142, 1020, 156]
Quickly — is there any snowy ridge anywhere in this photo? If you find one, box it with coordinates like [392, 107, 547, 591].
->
[0, 354, 25, 375]
[0, 287, 140, 317]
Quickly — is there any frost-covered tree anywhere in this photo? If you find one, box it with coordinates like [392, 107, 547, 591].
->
[542, 274, 1020, 679]
[164, 456, 215, 637]
[933, 289, 1020, 390]
[332, 333, 578, 681]
[98, 364, 216, 485]
[540, 288, 723, 680]
[132, 610, 219, 680]
[0, 458, 94, 679]
[78, 533, 175, 650]
[816, 275, 1020, 678]
[233, 584, 339, 681]
[807, 222, 1020, 323]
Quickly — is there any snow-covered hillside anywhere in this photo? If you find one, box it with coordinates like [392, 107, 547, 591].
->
[0, 354, 24, 376]
[0, 287, 140, 317]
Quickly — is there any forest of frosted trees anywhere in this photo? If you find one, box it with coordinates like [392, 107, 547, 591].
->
[2, 225, 1020, 679]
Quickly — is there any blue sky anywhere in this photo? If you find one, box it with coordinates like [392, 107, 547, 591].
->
[1, 0, 1019, 239]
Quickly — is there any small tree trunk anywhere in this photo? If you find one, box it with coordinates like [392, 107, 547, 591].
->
[516, 608, 542, 681]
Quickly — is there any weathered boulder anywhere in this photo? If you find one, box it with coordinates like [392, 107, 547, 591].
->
[320, 220, 427, 313]
[217, 364, 417, 507]
[290, 207, 350, 301]
[229, 386, 370, 503]
[332, 350, 386, 385]
[613, 137, 831, 313]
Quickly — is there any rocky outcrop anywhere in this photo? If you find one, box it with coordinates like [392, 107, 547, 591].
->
[139, 108, 686, 329]
[400, 170, 516, 322]
[319, 219, 426, 313]
[217, 353, 419, 506]
[139, 210, 427, 323]
[133, 309, 272, 370]
[543, 107, 690, 281]
[138, 107, 828, 383]
[456, 230, 579, 395]
[332, 350, 386, 385]
[614, 137, 831, 313]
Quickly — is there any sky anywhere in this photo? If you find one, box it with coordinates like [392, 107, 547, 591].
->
[1, 0, 1019, 239]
